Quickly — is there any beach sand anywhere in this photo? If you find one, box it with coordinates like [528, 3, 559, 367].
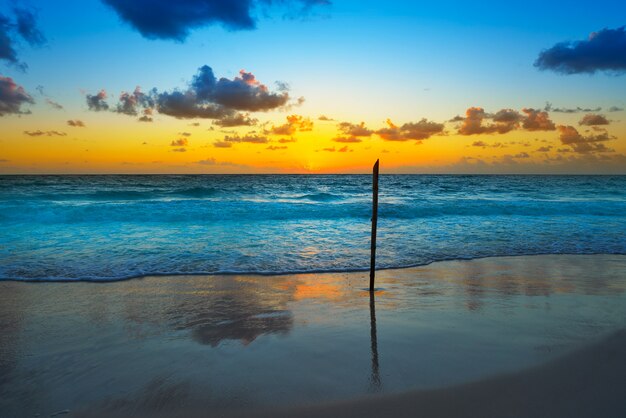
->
[1, 255, 626, 417]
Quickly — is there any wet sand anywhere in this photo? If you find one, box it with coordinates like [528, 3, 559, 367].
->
[1, 255, 626, 417]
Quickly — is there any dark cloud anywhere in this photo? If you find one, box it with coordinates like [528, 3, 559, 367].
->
[579, 114, 609, 126]
[67, 119, 85, 127]
[156, 90, 230, 119]
[318, 115, 334, 121]
[13, 8, 46, 47]
[102, 0, 331, 41]
[557, 125, 615, 154]
[0, 75, 34, 115]
[536, 146, 553, 152]
[535, 27, 626, 74]
[608, 106, 623, 112]
[138, 115, 153, 122]
[377, 118, 445, 142]
[0, 8, 45, 70]
[269, 114, 313, 135]
[191, 66, 289, 112]
[23, 130, 67, 137]
[521, 108, 556, 131]
[86, 90, 109, 111]
[471, 140, 505, 148]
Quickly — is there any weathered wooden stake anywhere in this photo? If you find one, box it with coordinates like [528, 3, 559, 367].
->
[369, 159, 379, 292]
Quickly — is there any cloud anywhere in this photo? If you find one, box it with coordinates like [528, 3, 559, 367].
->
[102, 0, 331, 41]
[536, 146, 553, 152]
[67, 119, 85, 127]
[222, 134, 269, 144]
[337, 145, 352, 152]
[270, 114, 313, 135]
[608, 106, 624, 112]
[213, 141, 232, 148]
[521, 108, 556, 131]
[0, 75, 34, 115]
[557, 125, 615, 154]
[579, 114, 609, 126]
[544, 103, 602, 113]
[535, 27, 626, 74]
[172, 147, 187, 152]
[191, 67, 289, 112]
[266, 145, 287, 151]
[170, 138, 189, 147]
[457, 107, 520, 135]
[115, 87, 155, 115]
[212, 113, 257, 127]
[13, 8, 46, 47]
[86, 90, 109, 111]
[23, 130, 67, 137]
[46, 99, 63, 110]
[337, 121, 373, 137]
[377, 118, 445, 142]
[322, 147, 335, 152]
[318, 115, 334, 121]
[0, 8, 45, 70]
[332, 136, 362, 143]
[138, 115, 153, 122]
[514, 152, 530, 159]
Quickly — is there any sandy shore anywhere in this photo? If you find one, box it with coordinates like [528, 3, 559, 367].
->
[1, 255, 626, 417]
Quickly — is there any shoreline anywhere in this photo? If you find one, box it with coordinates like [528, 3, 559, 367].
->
[3, 252, 626, 283]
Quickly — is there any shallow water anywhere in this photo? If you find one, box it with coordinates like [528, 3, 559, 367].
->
[1, 175, 625, 281]
[1, 255, 625, 417]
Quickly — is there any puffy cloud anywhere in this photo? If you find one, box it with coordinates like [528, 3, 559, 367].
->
[270, 114, 313, 135]
[67, 120, 85, 127]
[90, 66, 290, 123]
[521, 108, 556, 131]
[579, 114, 609, 126]
[557, 125, 615, 154]
[535, 27, 626, 74]
[377, 118, 445, 141]
[457, 107, 520, 135]
[170, 138, 189, 147]
[191, 67, 289, 112]
[102, 0, 331, 41]
[0, 75, 34, 115]
[337, 121, 373, 137]
[86, 90, 109, 111]
[23, 130, 67, 137]
[115, 87, 155, 115]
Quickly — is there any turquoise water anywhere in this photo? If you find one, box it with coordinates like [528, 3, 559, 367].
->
[1, 175, 625, 281]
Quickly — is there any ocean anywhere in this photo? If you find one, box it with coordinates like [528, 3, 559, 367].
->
[1, 175, 625, 281]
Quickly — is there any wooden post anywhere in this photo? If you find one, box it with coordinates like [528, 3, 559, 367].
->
[369, 159, 379, 292]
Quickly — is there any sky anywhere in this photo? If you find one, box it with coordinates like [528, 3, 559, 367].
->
[1, 0, 625, 174]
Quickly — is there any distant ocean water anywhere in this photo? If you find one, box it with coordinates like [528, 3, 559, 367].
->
[1, 175, 625, 281]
